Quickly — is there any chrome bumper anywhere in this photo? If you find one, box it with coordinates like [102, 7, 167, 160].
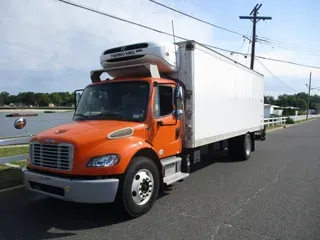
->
[22, 167, 119, 203]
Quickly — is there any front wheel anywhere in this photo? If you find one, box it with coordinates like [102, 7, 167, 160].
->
[117, 156, 160, 218]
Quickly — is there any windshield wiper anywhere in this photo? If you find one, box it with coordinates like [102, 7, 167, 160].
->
[96, 112, 128, 121]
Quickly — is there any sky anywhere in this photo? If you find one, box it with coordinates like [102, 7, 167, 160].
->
[1, 0, 319, 98]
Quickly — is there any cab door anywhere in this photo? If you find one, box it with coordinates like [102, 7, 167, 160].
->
[147, 84, 182, 158]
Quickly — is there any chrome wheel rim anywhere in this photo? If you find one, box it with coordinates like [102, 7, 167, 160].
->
[131, 169, 154, 205]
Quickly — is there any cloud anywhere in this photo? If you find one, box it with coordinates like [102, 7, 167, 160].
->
[0, 0, 216, 94]
[1, 0, 319, 98]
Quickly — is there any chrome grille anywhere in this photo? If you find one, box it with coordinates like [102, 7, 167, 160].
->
[30, 142, 74, 171]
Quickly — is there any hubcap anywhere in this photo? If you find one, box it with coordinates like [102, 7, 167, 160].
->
[245, 135, 251, 156]
[131, 169, 154, 205]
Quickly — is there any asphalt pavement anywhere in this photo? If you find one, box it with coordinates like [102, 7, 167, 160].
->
[1, 119, 320, 240]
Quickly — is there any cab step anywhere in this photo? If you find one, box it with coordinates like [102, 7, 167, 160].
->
[161, 156, 189, 185]
[161, 156, 182, 167]
[163, 172, 189, 185]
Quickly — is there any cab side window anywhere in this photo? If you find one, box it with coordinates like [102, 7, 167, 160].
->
[154, 85, 174, 118]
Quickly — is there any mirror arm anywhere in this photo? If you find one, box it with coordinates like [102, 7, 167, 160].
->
[23, 129, 33, 138]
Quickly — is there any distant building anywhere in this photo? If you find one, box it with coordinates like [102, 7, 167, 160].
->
[48, 103, 55, 108]
[264, 104, 283, 117]
[264, 104, 299, 118]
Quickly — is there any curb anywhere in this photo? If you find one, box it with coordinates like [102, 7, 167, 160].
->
[266, 118, 317, 133]
[4, 163, 22, 168]
[0, 163, 25, 193]
[0, 144, 29, 149]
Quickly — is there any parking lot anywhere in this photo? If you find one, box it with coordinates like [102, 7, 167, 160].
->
[1, 119, 320, 240]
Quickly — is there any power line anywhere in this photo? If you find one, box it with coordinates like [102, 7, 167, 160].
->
[235, 22, 252, 61]
[254, 55, 320, 69]
[149, 0, 247, 37]
[51, 0, 320, 70]
[147, 0, 320, 69]
[257, 36, 320, 53]
[257, 39, 320, 56]
[256, 58, 298, 92]
[52, 0, 187, 39]
[149, 0, 320, 55]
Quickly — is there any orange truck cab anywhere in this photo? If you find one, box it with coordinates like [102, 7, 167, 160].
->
[18, 41, 266, 217]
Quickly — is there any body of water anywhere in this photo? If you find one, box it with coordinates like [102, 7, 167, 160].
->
[0, 112, 75, 138]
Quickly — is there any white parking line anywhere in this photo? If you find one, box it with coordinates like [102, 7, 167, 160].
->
[0, 185, 23, 193]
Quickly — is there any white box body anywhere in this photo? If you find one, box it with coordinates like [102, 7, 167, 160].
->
[174, 41, 264, 148]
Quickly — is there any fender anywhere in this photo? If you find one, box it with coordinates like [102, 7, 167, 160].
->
[74, 136, 159, 176]
[117, 136, 160, 174]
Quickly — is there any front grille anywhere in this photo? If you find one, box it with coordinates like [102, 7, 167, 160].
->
[103, 43, 149, 55]
[106, 55, 144, 62]
[30, 142, 74, 171]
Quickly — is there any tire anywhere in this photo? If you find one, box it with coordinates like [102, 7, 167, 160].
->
[117, 156, 160, 218]
[241, 133, 252, 160]
[228, 133, 252, 161]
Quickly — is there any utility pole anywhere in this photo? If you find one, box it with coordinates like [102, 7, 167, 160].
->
[239, 4, 272, 70]
[306, 72, 312, 120]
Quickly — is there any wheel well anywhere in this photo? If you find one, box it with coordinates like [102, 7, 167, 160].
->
[228, 132, 254, 150]
[249, 132, 255, 151]
[132, 148, 164, 189]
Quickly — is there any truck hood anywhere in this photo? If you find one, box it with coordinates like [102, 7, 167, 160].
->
[32, 120, 146, 146]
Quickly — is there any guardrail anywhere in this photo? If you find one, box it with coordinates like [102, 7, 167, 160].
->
[264, 114, 320, 127]
[264, 117, 287, 126]
[1, 115, 320, 164]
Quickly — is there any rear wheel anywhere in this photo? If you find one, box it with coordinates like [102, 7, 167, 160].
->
[117, 156, 160, 218]
[228, 133, 252, 161]
[242, 133, 252, 160]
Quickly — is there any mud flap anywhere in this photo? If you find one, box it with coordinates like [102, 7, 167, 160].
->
[254, 126, 266, 141]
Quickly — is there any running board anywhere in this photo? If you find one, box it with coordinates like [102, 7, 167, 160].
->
[163, 172, 189, 185]
[161, 156, 182, 167]
[161, 156, 189, 185]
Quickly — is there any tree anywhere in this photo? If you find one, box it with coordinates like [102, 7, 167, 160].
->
[297, 98, 307, 110]
[264, 95, 276, 104]
[0, 92, 10, 105]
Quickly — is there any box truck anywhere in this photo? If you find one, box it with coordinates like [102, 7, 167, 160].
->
[16, 40, 266, 217]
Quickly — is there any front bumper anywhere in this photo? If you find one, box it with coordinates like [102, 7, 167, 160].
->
[22, 167, 119, 203]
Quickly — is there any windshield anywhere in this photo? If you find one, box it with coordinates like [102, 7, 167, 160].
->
[74, 81, 150, 122]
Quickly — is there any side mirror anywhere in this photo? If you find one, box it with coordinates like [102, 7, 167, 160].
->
[174, 85, 184, 120]
[14, 117, 27, 129]
[74, 89, 84, 109]
[175, 85, 183, 101]
[173, 109, 184, 120]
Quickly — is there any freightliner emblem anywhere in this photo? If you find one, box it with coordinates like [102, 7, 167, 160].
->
[44, 139, 55, 144]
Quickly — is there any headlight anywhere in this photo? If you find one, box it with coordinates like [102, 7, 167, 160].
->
[87, 154, 120, 167]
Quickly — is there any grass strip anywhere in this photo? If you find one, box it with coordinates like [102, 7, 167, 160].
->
[0, 146, 28, 190]
[0, 146, 29, 157]
[0, 160, 27, 190]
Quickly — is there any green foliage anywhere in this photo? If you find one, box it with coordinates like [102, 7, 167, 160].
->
[0, 91, 74, 107]
[265, 92, 320, 112]
[282, 108, 296, 116]
[285, 117, 295, 124]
